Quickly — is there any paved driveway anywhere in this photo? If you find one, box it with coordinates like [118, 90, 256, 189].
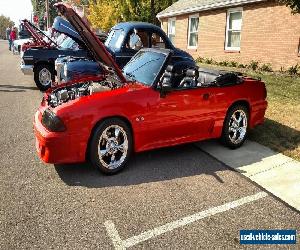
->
[0, 40, 299, 249]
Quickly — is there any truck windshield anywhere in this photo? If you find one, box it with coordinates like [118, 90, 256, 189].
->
[60, 37, 79, 50]
[105, 28, 125, 51]
[122, 50, 167, 86]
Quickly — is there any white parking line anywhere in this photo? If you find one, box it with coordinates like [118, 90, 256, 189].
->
[104, 191, 268, 249]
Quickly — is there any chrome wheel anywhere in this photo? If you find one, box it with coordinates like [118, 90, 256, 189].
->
[228, 110, 247, 144]
[98, 125, 128, 170]
[39, 68, 52, 86]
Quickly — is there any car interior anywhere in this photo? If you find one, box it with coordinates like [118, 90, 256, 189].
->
[160, 64, 244, 89]
[126, 30, 167, 51]
[151, 33, 166, 49]
[127, 30, 149, 51]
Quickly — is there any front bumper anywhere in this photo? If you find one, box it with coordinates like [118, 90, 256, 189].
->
[20, 63, 34, 75]
[33, 110, 87, 164]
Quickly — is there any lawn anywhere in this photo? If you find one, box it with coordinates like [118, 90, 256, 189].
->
[198, 63, 300, 161]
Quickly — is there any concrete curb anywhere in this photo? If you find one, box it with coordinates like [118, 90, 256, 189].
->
[196, 140, 300, 211]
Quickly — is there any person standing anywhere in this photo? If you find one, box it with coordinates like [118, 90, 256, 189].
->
[6, 26, 11, 50]
[9, 27, 17, 51]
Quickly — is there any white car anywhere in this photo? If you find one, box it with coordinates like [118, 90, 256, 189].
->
[12, 38, 31, 55]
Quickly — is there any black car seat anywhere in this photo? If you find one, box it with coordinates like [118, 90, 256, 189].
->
[159, 65, 174, 87]
[178, 68, 199, 88]
[160, 61, 196, 89]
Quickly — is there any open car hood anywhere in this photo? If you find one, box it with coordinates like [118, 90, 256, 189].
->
[54, 3, 126, 83]
[52, 16, 83, 46]
[22, 19, 58, 47]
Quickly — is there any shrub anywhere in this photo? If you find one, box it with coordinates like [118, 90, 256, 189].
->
[238, 63, 247, 68]
[204, 58, 214, 64]
[196, 57, 205, 63]
[260, 63, 273, 72]
[219, 60, 229, 66]
[279, 66, 286, 73]
[229, 61, 238, 67]
[248, 60, 259, 71]
[287, 64, 299, 75]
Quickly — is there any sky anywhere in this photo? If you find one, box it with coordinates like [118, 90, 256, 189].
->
[0, 0, 33, 26]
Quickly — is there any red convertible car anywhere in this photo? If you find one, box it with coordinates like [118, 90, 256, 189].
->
[34, 3, 267, 174]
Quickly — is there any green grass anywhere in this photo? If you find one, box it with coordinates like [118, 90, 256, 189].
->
[198, 63, 300, 161]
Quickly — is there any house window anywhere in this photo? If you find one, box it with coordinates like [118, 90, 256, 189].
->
[225, 8, 243, 51]
[188, 14, 199, 49]
[168, 18, 176, 44]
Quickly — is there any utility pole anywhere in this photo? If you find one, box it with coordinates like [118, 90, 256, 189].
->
[151, 0, 155, 24]
[45, 0, 50, 29]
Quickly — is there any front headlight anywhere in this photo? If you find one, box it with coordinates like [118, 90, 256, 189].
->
[42, 109, 66, 132]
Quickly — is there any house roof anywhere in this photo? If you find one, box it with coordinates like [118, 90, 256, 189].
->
[157, 0, 266, 19]
[112, 22, 163, 32]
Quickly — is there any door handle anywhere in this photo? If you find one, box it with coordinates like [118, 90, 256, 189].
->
[203, 93, 210, 100]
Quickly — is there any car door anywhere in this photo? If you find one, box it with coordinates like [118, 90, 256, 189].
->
[144, 86, 216, 147]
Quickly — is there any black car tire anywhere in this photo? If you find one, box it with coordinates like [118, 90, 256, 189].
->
[221, 105, 249, 149]
[90, 118, 133, 175]
[34, 64, 54, 91]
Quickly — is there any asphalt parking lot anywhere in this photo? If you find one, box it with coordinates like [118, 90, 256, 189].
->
[0, 40, 299, 249]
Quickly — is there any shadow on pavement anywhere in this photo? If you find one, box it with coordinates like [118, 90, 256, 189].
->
[55, 144, 228, 188]
[0, 84, 38, 91]
[0, 89, 26, 92]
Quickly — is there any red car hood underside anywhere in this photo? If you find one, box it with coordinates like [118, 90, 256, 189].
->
[54, 2, 126, 83]
[22, 19, 58, 48]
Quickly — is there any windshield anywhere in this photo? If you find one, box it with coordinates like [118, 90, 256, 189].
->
[60, 37, 79, 50]
[122, 50, 167, 86]
[105, 28, 125, 51]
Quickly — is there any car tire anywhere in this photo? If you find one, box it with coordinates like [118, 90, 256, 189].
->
[34, 64, 54, 91]
[221, 105, 249, 149]
[90, 118, 133, 174]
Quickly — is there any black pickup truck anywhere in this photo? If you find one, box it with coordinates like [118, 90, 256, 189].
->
[20, 17, 90, 91]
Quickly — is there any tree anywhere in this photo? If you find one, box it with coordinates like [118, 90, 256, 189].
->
[280, 0, 300, 13]
[88, 0, 178, 31]
[88, 0, 118, 31]
[31, 0, 59, 28]
[65, 0, 90, 6]
[0, 15, 14, 39]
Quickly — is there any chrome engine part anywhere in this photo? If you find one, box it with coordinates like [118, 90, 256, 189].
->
[47, 80, 119, 108]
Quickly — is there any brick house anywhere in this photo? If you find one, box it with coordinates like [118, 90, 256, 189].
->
[157, 0, 300, 70]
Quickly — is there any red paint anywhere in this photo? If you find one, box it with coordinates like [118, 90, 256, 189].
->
[34, 3, 267, 165]
[21, 19, 55, 52]
[34, 78, 267, 164]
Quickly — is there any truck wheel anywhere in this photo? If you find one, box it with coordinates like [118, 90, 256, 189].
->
[221, 105, 249, 149]
[90, 118, 133, 174]
[34, 64, 54, 91]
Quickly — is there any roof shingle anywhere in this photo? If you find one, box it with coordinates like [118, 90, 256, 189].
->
[157, 0, 266, 18]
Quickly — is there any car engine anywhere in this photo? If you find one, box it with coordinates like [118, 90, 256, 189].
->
[47, 80, 120, 108]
